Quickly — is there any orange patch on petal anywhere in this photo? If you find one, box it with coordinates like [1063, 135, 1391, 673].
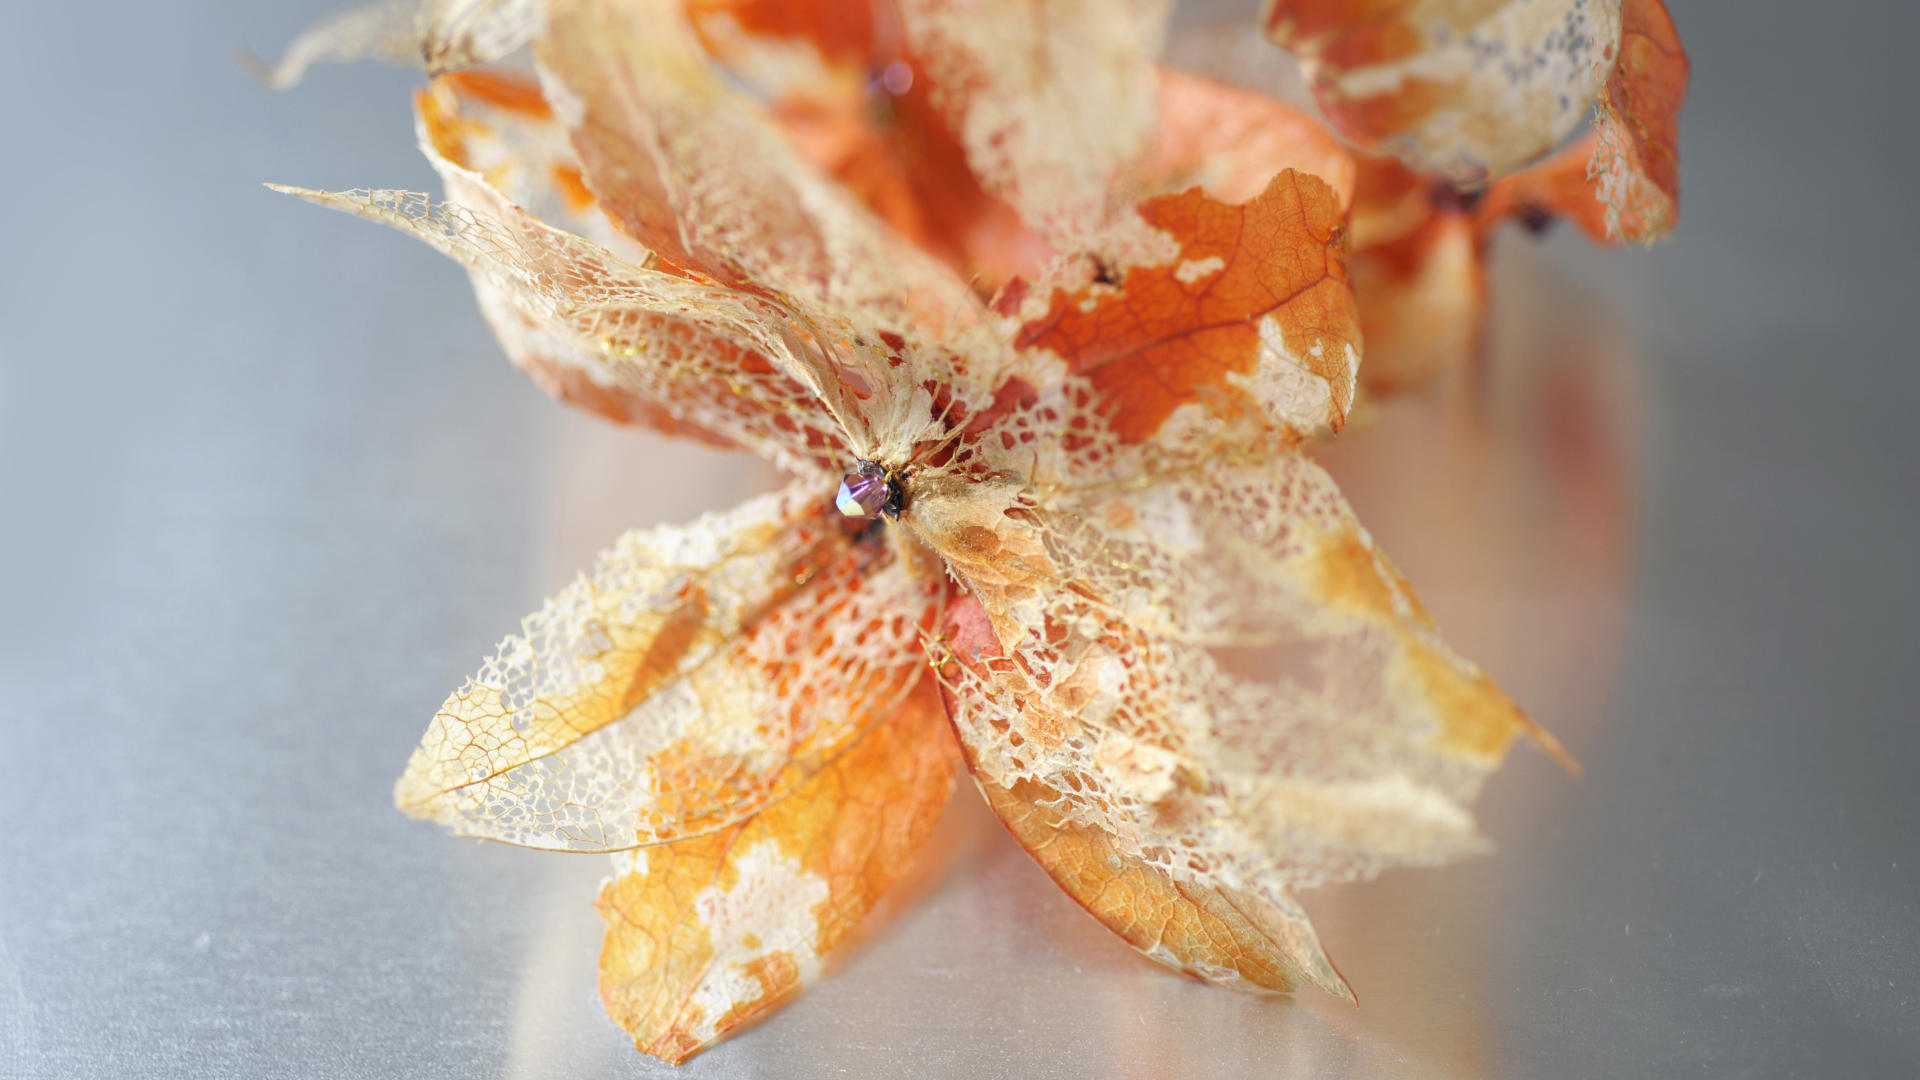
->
[1318, 75, 1456, 154]
[549, 164, 597, 213]
[688, 0, 880, 69]
[598, 675, 957, 1064]
[1305, 527, 1434, 629]
[1016, 171, 1359, 441]
[439, 69, 554, 118]
[395, 580, 720, 818]
[768, 82, 1045, 292]
[414, 82, 482, 170]
[686, 0, 1043, 287]
[1263, 0, 1414, 45]
[1398, 639, 1577, 774]
[1399, 639, 1531, 760]
[1296, 526, 1574, 772]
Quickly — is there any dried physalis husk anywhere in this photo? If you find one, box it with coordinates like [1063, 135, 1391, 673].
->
[262, 0, 1596, 1063]
[1261, 0, 1625, 184]
[1252, 0, 1689, 388]
[240, 0, 545, 90]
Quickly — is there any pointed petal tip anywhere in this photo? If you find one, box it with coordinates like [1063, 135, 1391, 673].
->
[391, 760, 453, 821]
[232, 47, 283, 90]
[1522, 715, 1581, 777]
[1295, 932, 1356, 1004]
[391, 782, 421, 816]
[262, 182, 324, 203]
[638, 1031, 706, 1066]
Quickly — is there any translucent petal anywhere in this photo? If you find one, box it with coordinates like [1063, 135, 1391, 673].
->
[926, 446, 1557, 993]
[536, 0, 1011, 462]
[268, 177, 851, 474]
[394, 484, 947, 852]
[896, 0, 1169, 250]
[242, 0, 542, 90]
[597, 676, 955, 1063]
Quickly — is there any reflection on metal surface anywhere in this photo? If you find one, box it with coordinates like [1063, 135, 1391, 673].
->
[12, 1, 1920, 1074]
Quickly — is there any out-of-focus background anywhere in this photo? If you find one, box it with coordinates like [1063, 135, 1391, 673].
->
[2, 2, 1916, 1077]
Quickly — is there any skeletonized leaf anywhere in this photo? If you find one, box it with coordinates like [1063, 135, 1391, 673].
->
[269, 168, 860, 473]
[687, 0, 1051, 292]
[924, 445, 1562, 997]
[393, 484, 945, 851]
[968, 764, 1351, 995]
[402, 71, 849, 456]
[598, 675, 955, 1063]
[536, 0, 977, 325]
[896, 0, 1169, 251]
[536, 0, 1006, 463]
[909, 207, 1560, 987]
[241, 0, 543, 90]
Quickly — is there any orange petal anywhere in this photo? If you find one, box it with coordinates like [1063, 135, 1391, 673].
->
[1475, 133, 1614, 244]
[1136, 67, 1357, 209]
[597, 674, 957, 1064]
[393, 485, 948, 852]
[1474, 0, 1688, 247]
[1589, 0, 1689, 242]
[1016, 171, 1360, 441]
[687, 0, 882, 70]
[765, 82, 1048, 294]
[687, 0, 1058, 292]
[973, 769, 1352, 997]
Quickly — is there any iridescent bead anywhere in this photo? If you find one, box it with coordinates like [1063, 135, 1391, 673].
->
[835, 462, 892, 518]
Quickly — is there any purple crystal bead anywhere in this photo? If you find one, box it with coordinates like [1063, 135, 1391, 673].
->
[835, 461, 892, 518]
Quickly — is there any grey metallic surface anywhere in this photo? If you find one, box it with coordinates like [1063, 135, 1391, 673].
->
[2, 2, 1916, 1077]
